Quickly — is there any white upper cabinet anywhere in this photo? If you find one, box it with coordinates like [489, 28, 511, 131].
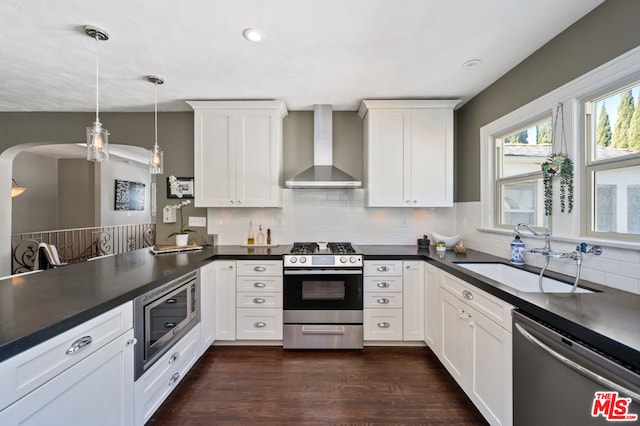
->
[187, 101, 288, 208]
[359, 100, 460, 207]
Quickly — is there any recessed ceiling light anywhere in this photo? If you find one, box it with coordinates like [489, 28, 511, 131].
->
[462, 59, 482, 69]
[242, 28, 264, 42]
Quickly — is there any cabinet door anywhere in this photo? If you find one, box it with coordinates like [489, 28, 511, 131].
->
[199, 261, 216, 354]
[439, 288, 469, 389]
[214, 261, 236, 340]
[194, 110, 237, 207]
[236, 111, 282, 207]
[468, 307, 512, 426]
[0, 330, 134, 426]
[410, 108, 453, 206]
[365, 109, 409, 207]
[424, 263, 441, 355]
[402, 261, 424, 341]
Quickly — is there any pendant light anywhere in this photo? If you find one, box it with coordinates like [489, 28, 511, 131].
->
[148, 75, 164, 174]
[11, 178, 26, 198]
[85, 26, 109, 162]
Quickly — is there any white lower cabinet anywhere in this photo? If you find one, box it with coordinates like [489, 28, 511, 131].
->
[423, 262, 441, 355]
[134, 324, 200, 425]
[438, 271, 513, 426]
[0, 303, 135, 425]
[402, 261, 424, 341]
[363, 260, 403, 341]
[214, 260, 237, 341]
[235, 260, 283, 341]
[199, 261, 216, 355]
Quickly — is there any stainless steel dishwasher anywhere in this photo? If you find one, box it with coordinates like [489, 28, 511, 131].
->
[512, 310, 640, 425]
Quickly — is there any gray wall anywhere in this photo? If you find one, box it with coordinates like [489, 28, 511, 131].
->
[455, 0, 640, 201]
[58, 159, 96, 229]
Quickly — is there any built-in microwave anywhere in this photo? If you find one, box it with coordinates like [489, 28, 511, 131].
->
[133, 270, 200, 379]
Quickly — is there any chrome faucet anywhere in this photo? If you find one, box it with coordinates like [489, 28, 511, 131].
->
[514, 223, 551, 255]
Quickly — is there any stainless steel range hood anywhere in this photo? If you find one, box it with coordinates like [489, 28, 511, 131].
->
[285, 105, 362, 189]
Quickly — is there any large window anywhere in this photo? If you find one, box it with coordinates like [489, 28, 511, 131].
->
[586, 83, 640, 239]
[495, 117, 552, 229]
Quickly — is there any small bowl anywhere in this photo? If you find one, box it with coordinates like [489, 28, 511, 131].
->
[431, 232, 461, 249]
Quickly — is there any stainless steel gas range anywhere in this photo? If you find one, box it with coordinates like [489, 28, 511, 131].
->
[283, 242, 363, 349]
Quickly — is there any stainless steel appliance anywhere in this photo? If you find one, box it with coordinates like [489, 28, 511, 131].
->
[133, 270, 200, 379]
[513, 310, 640, 425]
[283, 242, 363, 349]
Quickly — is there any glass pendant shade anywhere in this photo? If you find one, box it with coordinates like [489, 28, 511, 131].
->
[149, 144, 164, 174]
[87, 120, 109, 162]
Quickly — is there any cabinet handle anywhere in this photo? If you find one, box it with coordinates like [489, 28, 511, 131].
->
[406, 200, 410, 204]
[253, 297, 266, 304]
[169, 351, 180, 364]
[126, 338, 137, 347]
[413, 200, 417, 204]
[254, 321, 267, 328]
[229, 265, 234, 270]
[377, 322, 391, 328]
[377, 266, 389, 272]
[168, 372, 180, 386]
[377, 298, 390, 304]
[406, 265, 411, 270]
[462, 289, 474, 300]
[164, 322, 177, 328]
[229, 200, 234, 205]
[66, 336, 92, 355]
[253, 282, 267, 288]
[165, 298, 178, 304]
[254, 266, 267, 272]
[237, 200, 241, 205]
[376, 281, 390, 288]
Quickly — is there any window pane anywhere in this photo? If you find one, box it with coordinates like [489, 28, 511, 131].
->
[592, 85, 640, 161]
[628, 185, 640, 234]
[595, 184, 616, 232]
[498, 118, 552, 178]
[500, 180, 544, 227]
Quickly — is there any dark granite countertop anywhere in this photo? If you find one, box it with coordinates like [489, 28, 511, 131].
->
[1, 243, 638, 374]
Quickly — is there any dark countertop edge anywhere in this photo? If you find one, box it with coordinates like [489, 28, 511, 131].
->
[2, 244, 638, 374]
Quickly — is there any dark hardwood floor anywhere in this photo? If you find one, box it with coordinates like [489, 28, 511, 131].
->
[148, 346, 488, 425]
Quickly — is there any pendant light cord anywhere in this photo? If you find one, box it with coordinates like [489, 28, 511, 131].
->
[154, 81, 158, 149]
[95, 35, 100, 123]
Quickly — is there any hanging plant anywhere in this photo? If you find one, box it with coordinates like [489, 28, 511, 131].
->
[541, 103, 574, 216]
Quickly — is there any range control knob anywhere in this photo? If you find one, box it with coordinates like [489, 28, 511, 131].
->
[289, 257, 297, 264]
[340, 256, 348, 263]
[299, 256, 307, 264]
[350, 256, 358, 264]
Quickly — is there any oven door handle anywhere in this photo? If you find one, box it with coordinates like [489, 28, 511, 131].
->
[284, 269, 362, 275]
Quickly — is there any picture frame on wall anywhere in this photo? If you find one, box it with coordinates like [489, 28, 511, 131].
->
[114, 179, 146, 211]
[167, 176, 194, 198]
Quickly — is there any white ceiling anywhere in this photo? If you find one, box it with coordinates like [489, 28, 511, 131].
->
[0, 0, 603, 113]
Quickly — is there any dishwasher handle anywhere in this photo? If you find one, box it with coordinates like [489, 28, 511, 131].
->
[514, 322, 640, 404]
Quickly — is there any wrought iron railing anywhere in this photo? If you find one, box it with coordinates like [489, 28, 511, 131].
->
[11, 223, 156, 274]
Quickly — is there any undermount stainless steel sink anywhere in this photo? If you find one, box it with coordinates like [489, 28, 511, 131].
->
[456, 262, 593, 293]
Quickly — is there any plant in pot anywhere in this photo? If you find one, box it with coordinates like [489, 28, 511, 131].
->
[541, 104, 574, 216]
[167, 175, 195, 246]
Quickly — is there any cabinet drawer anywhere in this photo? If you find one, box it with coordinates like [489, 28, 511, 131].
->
[236, 292, 282, 308]
[364, 260, 403, 276]
[364, 292, 403, 309]
[236, 261, 283, 276]
[135, 325, 200, 424]
[236, 276, 283, 292]
[0, 302, 133, 410]
[364, 309, 403, 341]
[363, 277, 403, 292]
[440, 271, 514, 331]
[236, 308, 283, 340]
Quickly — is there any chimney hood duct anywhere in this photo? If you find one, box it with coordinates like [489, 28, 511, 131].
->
[285, 105, 362, 189]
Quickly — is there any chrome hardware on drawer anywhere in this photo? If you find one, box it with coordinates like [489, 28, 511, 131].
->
[253, 297, 266, 304]
[377, 266, 389, 272]
[377, 298, 390, 304]
[254, 266, 266, 272]
[254, 322, 267, 328]
[253, 282, 267, 288]
[168, 352, 180, 364]
[126, 338, 137, 347]
[377, 322, 391, 328]
[65, 336, 92, 355]
[168, 372, 180, 386]
[462, 289, 474, 300]
[377, 282, 390, 288]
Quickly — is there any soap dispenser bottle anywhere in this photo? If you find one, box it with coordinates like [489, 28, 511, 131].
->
[256, 224, 265, 245]
[510, 234, 525, 265]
